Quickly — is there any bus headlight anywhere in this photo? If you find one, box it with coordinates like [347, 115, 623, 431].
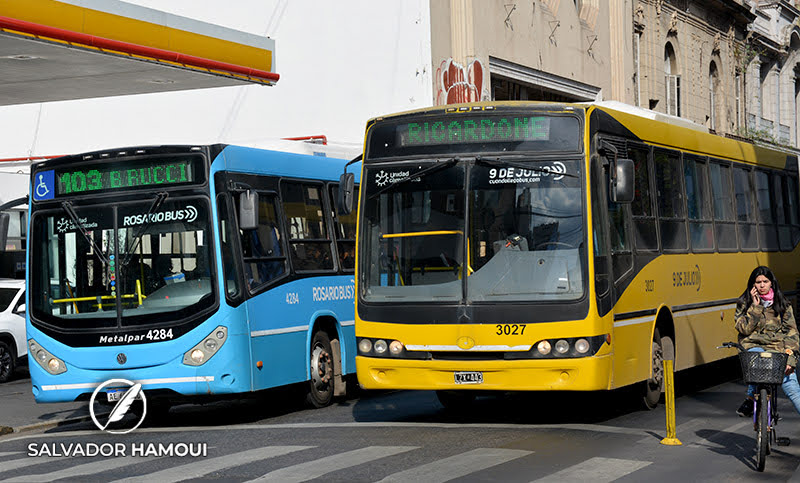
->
[522, 335, 609, 359]
[555, 340, 570, 354]
[389, 340, 404, 355]
[28, 339, 67, 375]
[536, 340, 552, 355]
[357, 337, 426, 359]
[190, 349, 205, 364]
[358, 339, 373, 354]
[183, 326, 227, 366]
[373, 339, 388, 355]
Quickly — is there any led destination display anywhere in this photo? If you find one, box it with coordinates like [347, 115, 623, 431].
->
[55, 158, 197, 196]
[366, 111, 581, 159]
[399, 116, 551, 146]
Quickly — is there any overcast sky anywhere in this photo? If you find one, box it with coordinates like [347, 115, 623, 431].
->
[0, 1, 432, 160]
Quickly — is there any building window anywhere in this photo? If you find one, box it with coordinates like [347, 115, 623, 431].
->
[634, 31, 642, 108]
[709, 62, 719, 131]
[735, 71, 742, 132]
[665, 43, 681, 117]
[759, 62, 769, 120]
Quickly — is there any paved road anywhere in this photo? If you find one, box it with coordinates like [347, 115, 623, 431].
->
[2, 361, 800, 481]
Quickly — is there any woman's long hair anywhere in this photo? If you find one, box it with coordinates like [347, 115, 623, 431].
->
[738, 266, 789, 317]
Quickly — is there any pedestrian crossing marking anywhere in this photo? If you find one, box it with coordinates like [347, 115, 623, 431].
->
[250, 446, 418, 482]
[531, 457, 651, 482]
[0, 456, 52, 475]
[378, 448, 532, 483]
[113, 445, 314, 483]
[4, 456, 153, 483]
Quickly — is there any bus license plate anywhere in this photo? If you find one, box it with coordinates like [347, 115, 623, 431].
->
[106, 388, 143, 402]
[106, 389, 125, 402]
[454, 371, 483, 385]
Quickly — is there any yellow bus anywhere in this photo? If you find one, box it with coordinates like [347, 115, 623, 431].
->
[339, 101, 800, 408]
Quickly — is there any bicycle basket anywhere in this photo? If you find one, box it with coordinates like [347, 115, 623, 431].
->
[738, 351, 789, 384]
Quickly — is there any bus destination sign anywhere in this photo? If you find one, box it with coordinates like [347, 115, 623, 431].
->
[366, 112, 580, 159]
[398, 115, 551, 147]
[30, 156, 204, 202]
[56, 160, 194, 195]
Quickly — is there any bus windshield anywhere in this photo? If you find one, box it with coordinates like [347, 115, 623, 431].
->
[30, 196, 215, 329]
[361, 158, 585, 304]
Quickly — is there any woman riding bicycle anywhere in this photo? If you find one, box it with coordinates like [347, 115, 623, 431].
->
[735, 266, 800, 417]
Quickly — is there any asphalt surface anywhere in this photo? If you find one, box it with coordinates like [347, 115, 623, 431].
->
[0, 368, 98, 435]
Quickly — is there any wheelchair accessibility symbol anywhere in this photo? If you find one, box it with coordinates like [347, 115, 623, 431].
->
[34, 170, 54, 200]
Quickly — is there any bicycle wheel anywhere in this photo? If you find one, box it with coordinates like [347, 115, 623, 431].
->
[757, 388, 769, 472]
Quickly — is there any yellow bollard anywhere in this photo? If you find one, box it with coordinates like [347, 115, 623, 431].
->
[661, 359, 682, 446]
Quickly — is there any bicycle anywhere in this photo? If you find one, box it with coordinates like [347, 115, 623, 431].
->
[718, 342, 791, 472]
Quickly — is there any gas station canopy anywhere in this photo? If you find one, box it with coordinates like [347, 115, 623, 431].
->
[0, 0, 278, 106]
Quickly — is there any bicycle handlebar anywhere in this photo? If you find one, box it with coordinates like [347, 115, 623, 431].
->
[717, 341, 745, 352]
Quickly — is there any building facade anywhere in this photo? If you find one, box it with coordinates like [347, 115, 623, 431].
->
[429, 0, 800, 150]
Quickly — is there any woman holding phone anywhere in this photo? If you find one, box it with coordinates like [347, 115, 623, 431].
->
[734, 266, 800, 417]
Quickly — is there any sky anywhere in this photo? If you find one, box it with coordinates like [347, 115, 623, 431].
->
[0, 0, 433, 160]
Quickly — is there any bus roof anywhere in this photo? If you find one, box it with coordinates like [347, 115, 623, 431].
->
[217, 144, 361, 182]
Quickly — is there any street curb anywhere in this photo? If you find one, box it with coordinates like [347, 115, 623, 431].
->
[4, 412, 109, 435]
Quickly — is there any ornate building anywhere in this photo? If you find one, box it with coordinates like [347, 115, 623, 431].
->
[430, 0, 800, 149]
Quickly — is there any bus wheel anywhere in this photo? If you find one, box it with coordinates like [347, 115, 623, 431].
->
[643, 328, 664, 409]
[307, 331, 334, 408]
[436, 390, 476, 411]
[0, 341, 14, 383]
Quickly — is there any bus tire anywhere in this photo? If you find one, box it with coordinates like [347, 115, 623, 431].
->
[0, 340, 15, 383]
[436, 390, 476, 411]
[307, 330, 335, 408]
[643, 328, 665, 409]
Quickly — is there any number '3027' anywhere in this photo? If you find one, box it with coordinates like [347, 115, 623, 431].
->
[496, 324, 526, 335]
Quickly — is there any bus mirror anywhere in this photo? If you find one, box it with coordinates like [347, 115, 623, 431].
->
[611, 158, 634, 203]
[0, 213, 9, 252]
[239, 190, 259, 230]
[338, 172, 355, 215]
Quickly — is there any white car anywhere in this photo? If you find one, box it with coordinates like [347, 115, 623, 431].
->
[0, 279, 25, 383]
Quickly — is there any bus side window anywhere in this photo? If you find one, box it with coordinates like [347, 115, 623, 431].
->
[654, 148, 687, 251]
[684, 155, 713, 251]
[590, 159, 612, 313]
[238, 192, 287, 290]
[709, 160, 737, 251]
[782, 174, 800, 248]
[282, 182, 334, 272]
[330, 184, 358, 271]
[733, 166, 758, 250]
[629, 145, 657, 251]
[216, 193, 242, 302]
[755, 170, 778, 251]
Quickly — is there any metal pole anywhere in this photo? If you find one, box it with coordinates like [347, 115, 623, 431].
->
[661, 359, 682, 446]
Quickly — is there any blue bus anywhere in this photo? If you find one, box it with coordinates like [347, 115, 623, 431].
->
[24, 144, 360, 410]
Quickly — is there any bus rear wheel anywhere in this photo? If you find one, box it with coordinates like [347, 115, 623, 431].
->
[307, 331, 334, 408]
[643, 328, 665, 409]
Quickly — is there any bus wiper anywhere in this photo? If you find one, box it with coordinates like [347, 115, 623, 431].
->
[60, 201, 109, 266]
[121, 192, 169, 267]
[368, 157, 461, 200]
[475, 156, 578, 179]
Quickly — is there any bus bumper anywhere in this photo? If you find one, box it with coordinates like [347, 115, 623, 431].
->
[356, 354, 613, 391]
[28, 333, 251, 403]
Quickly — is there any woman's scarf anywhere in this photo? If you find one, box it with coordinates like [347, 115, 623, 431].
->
[761, 288, 775, 308]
